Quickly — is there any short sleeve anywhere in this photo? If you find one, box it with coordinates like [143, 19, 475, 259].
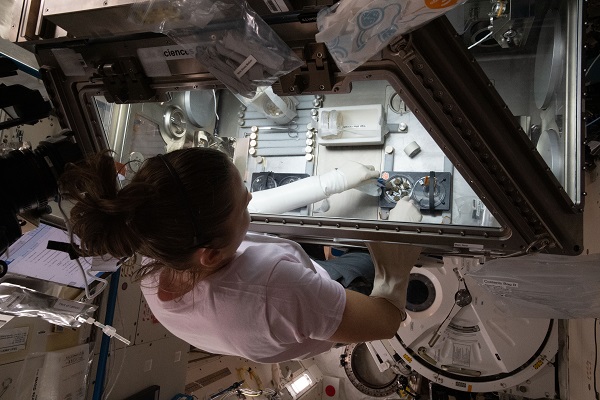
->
[265, 259, 346, 344]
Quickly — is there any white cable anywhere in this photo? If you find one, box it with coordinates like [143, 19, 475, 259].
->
[103, 333, 115, 392]
[84, 260, 109, 301]
[213, 89, 220, 121]
[57, 194, 109, 301]
[468, 30, 493, 50]
[587, 52, 600, 77]
[103, 297, 128, 400]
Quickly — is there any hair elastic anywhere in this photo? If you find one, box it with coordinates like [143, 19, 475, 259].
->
[156, 154, 202, 248]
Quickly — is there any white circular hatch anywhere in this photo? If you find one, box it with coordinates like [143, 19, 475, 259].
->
[388, 258, 557, 393]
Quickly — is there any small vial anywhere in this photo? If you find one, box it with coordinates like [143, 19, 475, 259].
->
[306, 131, 314, 139]
[306, 138, 314, 146]
[305, 145, 313, 153]
[250, 140, 257, 147]
[251, 126, 259, 133]
[248, 147, 257, 156]
[249, 132, 258, 140]
[305, 153, 314, 161]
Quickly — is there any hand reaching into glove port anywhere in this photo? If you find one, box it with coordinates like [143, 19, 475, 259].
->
[389, 196, 422, 222]
[319, 161, 380, 196]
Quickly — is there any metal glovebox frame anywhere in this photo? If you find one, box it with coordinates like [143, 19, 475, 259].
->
[30, 3, 585, 256]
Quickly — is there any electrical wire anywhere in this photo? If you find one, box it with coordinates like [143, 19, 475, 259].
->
[468, 30, 493, 50]
[587, 115, 600, 128]
[220, 388, 277, 399]
[56, 194, 108, 301]
[102, 332, 116, 394]
[213, 89, 220, 121]
[102, 295, 128, 400]
[595, 318, 599, 400]
[491, 238, 550, 259]
[587, 53, 600, 77]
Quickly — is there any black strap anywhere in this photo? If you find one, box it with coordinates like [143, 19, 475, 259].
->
[428, 171, 435, 213]
[47, 240, 80, 260]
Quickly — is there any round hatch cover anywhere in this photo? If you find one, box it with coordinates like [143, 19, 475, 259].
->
[389, 258, 557, 393]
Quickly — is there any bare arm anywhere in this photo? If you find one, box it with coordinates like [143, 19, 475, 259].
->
[328, 289, 402, 343]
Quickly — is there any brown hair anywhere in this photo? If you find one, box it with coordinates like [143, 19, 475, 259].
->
[58, 148, 238, 284]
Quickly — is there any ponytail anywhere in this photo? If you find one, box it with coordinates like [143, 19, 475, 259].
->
[59, 151, 148, 258]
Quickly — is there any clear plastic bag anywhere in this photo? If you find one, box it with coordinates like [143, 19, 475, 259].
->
[15, 343, 92, 400]
[129, 0, 303, 97]
[465, 253, 600, 319]
[316, 0, 466, 73]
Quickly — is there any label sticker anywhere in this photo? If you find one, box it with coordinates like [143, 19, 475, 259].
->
[482, 279, 519, 288]
[0, 326, 29, 354]
[138, 44, 200, 77]
[234, 55, 257, 79]
[54, 299, 86, 313]
[452, 343, 471, 367]
[0, 293, 25, 311]
[454, 243, 484, 250]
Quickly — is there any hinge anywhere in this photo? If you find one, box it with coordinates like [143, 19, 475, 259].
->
[278, 43, 334, 95]
[388, 35, 416, 62]
[96, 57, 157, 104]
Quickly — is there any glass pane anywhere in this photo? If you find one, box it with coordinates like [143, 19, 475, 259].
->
[446, 0, 581, 203]
[103, 79, 500, 228]
[93, 96, 114, 136]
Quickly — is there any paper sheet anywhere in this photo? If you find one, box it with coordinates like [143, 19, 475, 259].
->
[2, 224, 118, 288]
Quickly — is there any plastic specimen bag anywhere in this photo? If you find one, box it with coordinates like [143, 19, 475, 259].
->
[0, 282, 97, 327]
[464, 253, 600, 319]
[316, 0, 466, 73]
[129, 0, 303, 97]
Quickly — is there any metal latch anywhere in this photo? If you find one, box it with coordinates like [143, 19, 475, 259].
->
[96, 57, 156, 104]
[279, 43, 334, 95]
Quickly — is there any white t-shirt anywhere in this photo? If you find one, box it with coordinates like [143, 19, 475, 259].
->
[140, 233, 346, 363]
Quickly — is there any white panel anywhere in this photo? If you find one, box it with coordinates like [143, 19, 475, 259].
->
[186, 355, 275, 399]
[87, 336, 188, 400]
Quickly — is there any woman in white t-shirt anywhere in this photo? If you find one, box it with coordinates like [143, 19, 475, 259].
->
[59, 147, 418, 363]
